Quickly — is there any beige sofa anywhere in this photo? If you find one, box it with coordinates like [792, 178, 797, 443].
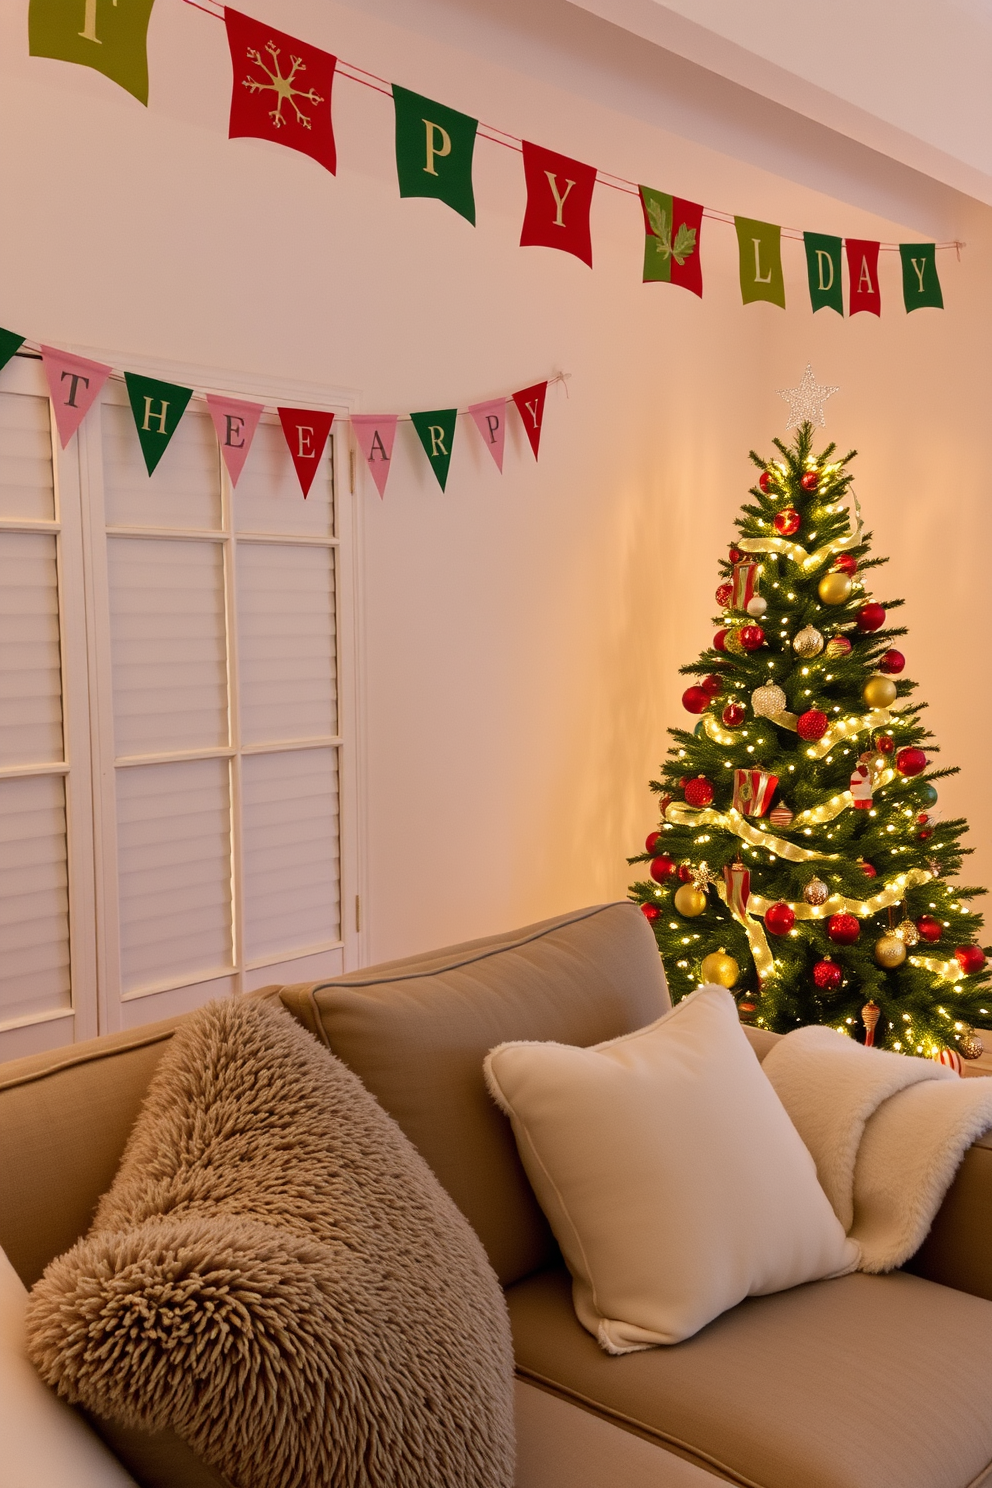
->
[4, 901, 992, 1488]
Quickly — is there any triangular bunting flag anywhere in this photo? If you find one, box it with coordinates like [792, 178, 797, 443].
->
[42, 347, 113, 448]
[467, 399, 506, 472]
[638, 188, 703, 296]
[205, 394, 264, 487]
[277, 407, 335, 497]
[0, 329, 25, 377]
[511, 382, 548, 460]
[411, 409, 457, 491]
[846, 239, 881, 317]
[225, 9, 337, 175]
[351, 415, 398, 498]
[519, 142, 597, 268]
[123, 373, 194, 475]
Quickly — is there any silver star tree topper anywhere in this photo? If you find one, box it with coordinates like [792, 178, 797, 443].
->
[776, 365, 839, 429]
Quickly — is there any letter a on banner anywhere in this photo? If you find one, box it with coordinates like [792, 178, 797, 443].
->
[225, 8, 337, 174]
[511, 382, 548, 461]
[351, 414, 398, 498]
[411, 409, 457, 491]
[735, 218, 785, 307]
[846, 239, 881, 316]
[899, 243, 943, 311]
[124, 373, 194, 475]
[277, 407, 335, 497]
[205, 394, 264, 487]
[392, 85, 478, 224]
[41, 347, 112, 448]
[468, 399, 506, 472]
[519, 142, 597, 267]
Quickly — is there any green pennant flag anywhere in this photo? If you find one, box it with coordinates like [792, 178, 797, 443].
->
[0, 329, 25, 375]
[735, 217, 785, 307]
[29, 0, 156, 105]
[900, 243, 943, 311]
[803, 233, 843, 315]
[124, 373, 193, 475]
[393, 86, 478, 225]
[411, 409, 457, 491]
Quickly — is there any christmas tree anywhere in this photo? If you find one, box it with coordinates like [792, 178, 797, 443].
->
[630, 413, 991, 1061]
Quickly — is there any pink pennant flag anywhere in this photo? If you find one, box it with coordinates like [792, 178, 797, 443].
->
[351, 414, 398, 498]
[467, 399, 506, 472]
[277, 407, 335, 498]
[512, 381, 549, 461]
[41, 347, 112, 448]
[205, 394, 264, 487]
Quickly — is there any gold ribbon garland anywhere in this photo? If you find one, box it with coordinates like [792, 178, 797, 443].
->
[909, 954, 966, 984]
[664, 802, 840, 864]
[713, 877, 777, 983]
[747, 868, 933, 921]
[736, 491, 865, 574]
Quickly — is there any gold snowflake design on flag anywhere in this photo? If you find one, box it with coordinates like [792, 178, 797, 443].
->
[243, 43, 323, 130]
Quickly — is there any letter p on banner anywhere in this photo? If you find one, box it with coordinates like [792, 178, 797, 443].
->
[519, 141, 597, 267]
[512, 381, 548, 461]
[392, 85, 478, 224]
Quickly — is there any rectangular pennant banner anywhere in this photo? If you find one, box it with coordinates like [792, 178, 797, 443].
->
[124, 372, 194, 474]
[519, 142, 596, 268]
[735, 218, 785, 308]
[511, 382, 547, 461]
[393, 85, 478, 225]
[205, 394, 263, 486]
[351, 414, 398, 497]
[225, 8, 337, 175]
[277, 407, 335, 496]
[468, 399, 506, 471]
[42, 347, 112, 448]
[803, 232, 843, 315]
[29, 0, 155, 104]
[411, 409, 457, 490]
[847, 239, 881, 316]
[639, 187, 702, 296]
[900, 243, 943, 311]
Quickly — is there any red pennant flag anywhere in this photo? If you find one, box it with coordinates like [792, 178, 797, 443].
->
[512, 381, 548, 460]
[846, 239, 881, 317]
[519, 142, 596, 268]
[225, 8, 337, 175]
[277, 408, 335, 497]
[41, 347, 112, 448]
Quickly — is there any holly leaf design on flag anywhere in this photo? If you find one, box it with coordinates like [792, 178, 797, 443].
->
[646, 200, 673, 258]
[672, 221, 697, 265]
[243, 40, 323, 130]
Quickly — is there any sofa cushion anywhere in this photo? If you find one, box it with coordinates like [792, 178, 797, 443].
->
[508, 1266, 992, 1488]
[26, 998, 515, 1488]
[279, 901, 669, 1286]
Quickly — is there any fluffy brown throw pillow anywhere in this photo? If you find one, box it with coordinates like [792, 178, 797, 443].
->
[26, 999, 515, 1488]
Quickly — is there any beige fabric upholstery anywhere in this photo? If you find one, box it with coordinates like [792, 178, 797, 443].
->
[907, 1128, 992, 1299]
[279, 902, 670, 1285]
[508, 1266, 992, 1488]
[513, 1381, 724, 1486]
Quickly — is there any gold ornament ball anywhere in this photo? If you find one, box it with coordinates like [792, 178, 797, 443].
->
[874, 933, 908, 969]
[751, 683, 788, 718]
[724, 629, 745, 656]
[960, 1029, 985, 1061]
[674, 884, 708, 918]
[896, 917, 920, 948]
[818, 571, 853, 606]
[803, 877, 830, 906]
[863, 675, 897, 709]
[700, 948, 740, 988]
[792, 625, 825, 659]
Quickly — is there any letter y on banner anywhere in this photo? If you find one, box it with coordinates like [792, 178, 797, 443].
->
[519, 142, 596, 267]
[225, 8, 337, 174]
[512, 381, 548, 460]
[468, 399, 506, 471]
[41, 347, 112, 448]
[351, 414, 398, 497]
[205, 394, 264, 486]
[278, 407, 335, 497]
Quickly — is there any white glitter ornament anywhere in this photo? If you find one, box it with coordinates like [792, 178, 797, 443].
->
[792, 625, 825, 658]
[746, 595, 767, 618]
[751, 684, 787, 719]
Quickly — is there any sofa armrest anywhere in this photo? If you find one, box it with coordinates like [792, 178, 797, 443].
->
[905, 1129, 992, 1300]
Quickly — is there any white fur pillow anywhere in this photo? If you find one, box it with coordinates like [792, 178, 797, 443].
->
[484, 985, 858, 1351]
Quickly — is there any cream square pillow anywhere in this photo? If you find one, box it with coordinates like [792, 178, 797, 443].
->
[484, 985, 858, 1351]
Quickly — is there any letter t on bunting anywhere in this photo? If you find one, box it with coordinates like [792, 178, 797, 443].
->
[205, 395, 264, 487]
[519, 142, 597, 267]
[351, 415, 398, 498]
[277, 408, 335, 497]
[225, 8, 337, 174]
[846, 239, 881, 316]
[734, 218, 785, 307]
[468, 399, 506, 472]
[41, 347, 112, 448]
[393, 86, 478, 224]
[512, 382, 548, 461]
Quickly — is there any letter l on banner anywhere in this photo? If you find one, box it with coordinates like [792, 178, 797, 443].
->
[41, 347, 112, 448]
[277, 407, 335, 497]
[205, 394, 264, 487]
[512, 382, 548, 460]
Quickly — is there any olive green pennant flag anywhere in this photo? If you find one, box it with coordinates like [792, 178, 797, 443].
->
[803, 232, 843, 315]
[124, 372, 193, 475]
[29, 0, 156, 105]
[900, 243, 943, 311]
[393, 86, 478, 225]
[411, 409, 457, 491]
[735, 217, 785, 307]
[0, 329, 25, 375]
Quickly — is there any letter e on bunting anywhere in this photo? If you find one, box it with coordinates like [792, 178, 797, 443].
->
[225, 8, 337, 174]
[277, 408, 335, 497]
[351, 414, 398, 498]
[846, 239, 881, 317]
[519, 142, 596, 267]
[205, 394, 264, 487]
[511, 382, 548, 461]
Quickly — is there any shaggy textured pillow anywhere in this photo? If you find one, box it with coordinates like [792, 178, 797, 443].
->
[26, 999, 515, 1488]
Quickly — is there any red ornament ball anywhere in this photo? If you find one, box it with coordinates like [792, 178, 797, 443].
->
[916, 915, 943, 943]
[825, 635, 852, 658]
[715, 582, 733, 607]
[897, 747, 927, 778]
[773, 507, 801, 537]
[701, 673, 723, 697]
[797, 709, 829, 741]
[645, 830, 662, 854]
[878, 649, 905, 675]
[833, 553, 858, 575]
[729, 547, 742, 563]
[640, 903, 660, 921]
[765, 902, 796, 936]
[813, 959, 843, 992]
[918, 813, 930, 826]
[955, 945, 987, 975]
[658, 794, 672, 816]
[678, 863, 694, 882]
[857, 603, 886, 633]
[918, 828, 933, 841]
[713, 629, 728, 652]
[758, 471, 772, 493]
[649, 855, 676, 884]
[875, 733, 895, 754]
[722, 700, 746, 727]
[739, 625, 765, 651]
[800, 470, 820, 492]
[684, 777, 714, 809]
[828, 913, 861, 946]
[861, 862, 877, 878]
[682, 686, 710, 714]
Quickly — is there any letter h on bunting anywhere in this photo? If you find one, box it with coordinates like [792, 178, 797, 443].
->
[519, 142, 597, 268]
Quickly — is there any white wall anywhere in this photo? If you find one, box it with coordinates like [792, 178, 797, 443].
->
[2, 0, 990, 965]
